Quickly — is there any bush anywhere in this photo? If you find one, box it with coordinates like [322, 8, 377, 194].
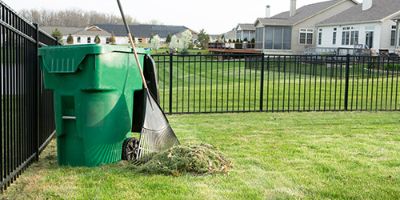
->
[110, 34, 116, 44]
[66, 34, 74, 44]
[94, 35, 101, 44]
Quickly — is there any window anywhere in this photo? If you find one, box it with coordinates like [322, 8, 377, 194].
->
[283, 28, 291, 49]
[273, 28, 283, 49]
[255, 27, 263, 49]
[318, 29, 322, 45]
[333, 28, 337, 45]
[263, 26, 292, 50]
[342, 31, 349, 45]
[299, 29, 313, 45]
[341, 27, 358, 46]
[365, 31, 374, 48]
[391, 26, 396, 46]
[333, 30, 337, 45]
[350, 31, 359, 45]
[236, 31, 241, 40]
[265, 27, 273, 49]
[77, 37, 81, 43]
[87, 37, 91, 43]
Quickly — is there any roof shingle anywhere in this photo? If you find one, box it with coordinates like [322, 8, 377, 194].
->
[256, 0, 345, 26]
[237, 24, 256, 31]
[319, 0, 400, 26]
[96, 24, 190, 38]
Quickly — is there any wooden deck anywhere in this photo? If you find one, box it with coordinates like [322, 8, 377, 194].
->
[208, 48, 262, 54]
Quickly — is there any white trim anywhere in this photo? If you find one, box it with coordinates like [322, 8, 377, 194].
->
[299, 28, 314, 45]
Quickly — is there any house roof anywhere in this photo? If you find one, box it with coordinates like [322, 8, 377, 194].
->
[393, 14, 400, 21]
[319, 0, 400, 26]
[95, 24, 190, 38]
[41, 26, 82, 36]
[237, 24, 256, 31]
[256, 0, 355, 26]
[223, 29, 236, 40]
[41, 26, 111, 37]
[73, 26, 111, 37]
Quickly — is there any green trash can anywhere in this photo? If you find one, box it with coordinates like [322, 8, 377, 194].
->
[39, 44, 147, 167]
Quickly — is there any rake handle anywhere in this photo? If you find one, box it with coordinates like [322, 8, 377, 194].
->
[116, 0, 149, 90]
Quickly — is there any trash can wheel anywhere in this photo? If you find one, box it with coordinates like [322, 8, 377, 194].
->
[122, 137, 139, 161]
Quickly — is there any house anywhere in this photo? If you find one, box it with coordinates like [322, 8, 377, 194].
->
[222, 29, 236, 41]
[235, 24, 256, 41]
[316, 0, 400, 53]
[209, 34, 223, 43]
[254, 0, 358, 54]
[41, 26, 111, 45]
[95, 24, 195, 44]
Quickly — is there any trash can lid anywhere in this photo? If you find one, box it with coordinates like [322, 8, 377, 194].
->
[39, 44, 147, 73]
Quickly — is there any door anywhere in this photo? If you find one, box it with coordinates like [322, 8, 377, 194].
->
[365, 31, 374, 49]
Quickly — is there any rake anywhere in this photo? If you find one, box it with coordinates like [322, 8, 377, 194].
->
[116, 0, 180, 161]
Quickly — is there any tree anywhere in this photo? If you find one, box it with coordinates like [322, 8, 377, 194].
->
[197, 29, 210, 49]
[169, 35, 179, 50]
[94, 35, 101, 44]
[110, 33, 116, 44]
[251, 38, 256, 48]
[149, 19, 163, 25]
[66, 34, 74, 44]
[166, 34, 172, 43]
[19, 8, 140, 27]
[150, 35, 161, 51]
[51, 28, 62, 42]
[179, 30, 193, 50]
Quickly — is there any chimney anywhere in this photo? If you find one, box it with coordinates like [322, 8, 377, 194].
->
[266, 5, 271, 18]
[362, 0, 373, 11]
[290, 0, 296, 17]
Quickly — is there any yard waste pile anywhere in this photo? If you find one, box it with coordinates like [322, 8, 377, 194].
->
[136, 144, 232, 176]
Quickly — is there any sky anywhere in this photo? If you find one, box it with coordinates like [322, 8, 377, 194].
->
[4, 0, 361, 34]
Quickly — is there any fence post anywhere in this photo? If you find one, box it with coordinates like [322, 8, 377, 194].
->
[344, 54, 351, 111]
[169, 53, 173, 115]
[34, 23, 40, 161]
[259, 53, 265, 112]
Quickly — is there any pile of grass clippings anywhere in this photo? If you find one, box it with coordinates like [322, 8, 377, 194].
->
[137, 144, 232, 176]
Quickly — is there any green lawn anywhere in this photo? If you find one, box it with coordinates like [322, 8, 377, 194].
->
[152, 57, 400, 113]
[3, 112, 400, 199]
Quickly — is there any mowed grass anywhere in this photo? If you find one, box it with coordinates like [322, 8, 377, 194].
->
[153, 57, 400, 113]
[3, 112, 400, 199]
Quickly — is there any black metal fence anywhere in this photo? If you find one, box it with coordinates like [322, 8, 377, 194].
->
[152, 53, 400, 114]
[1, 1, 57, 192]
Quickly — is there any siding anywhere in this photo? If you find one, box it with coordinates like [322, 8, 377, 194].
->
[317, 19, 399, 52]
[291, 0, 356, 53]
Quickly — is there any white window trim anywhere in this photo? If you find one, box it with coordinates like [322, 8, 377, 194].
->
[318, 29, 322, 45]
[341, 29, 359, 46]
[332, 28, 337, 45]
[299, 28, 314, 45]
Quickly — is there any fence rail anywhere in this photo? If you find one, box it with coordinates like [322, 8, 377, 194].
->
[1, 1, 57, 192]
[152, 53, 400, 114]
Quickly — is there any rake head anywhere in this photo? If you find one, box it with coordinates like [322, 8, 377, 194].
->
[136, 90, 180, 161]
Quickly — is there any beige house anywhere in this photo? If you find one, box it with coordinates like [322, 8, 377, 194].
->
[254, 0, 358, 54]
[42, 26, 111, 45]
